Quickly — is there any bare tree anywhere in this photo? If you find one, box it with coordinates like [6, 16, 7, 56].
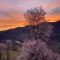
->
[24, 7, 46, 26]
[24, 7, 46, 40]
[24, 7, 54, 41]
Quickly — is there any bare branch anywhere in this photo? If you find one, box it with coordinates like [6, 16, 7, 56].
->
[24, 7, 46, 26]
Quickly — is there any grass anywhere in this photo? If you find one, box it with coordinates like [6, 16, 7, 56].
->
[1, 50, 19, 60]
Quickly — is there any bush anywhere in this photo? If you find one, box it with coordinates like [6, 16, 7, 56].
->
[20, 40, 60, 60]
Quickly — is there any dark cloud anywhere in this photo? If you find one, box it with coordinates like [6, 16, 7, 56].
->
[40, 0, 54, 3]
[0, 0, 18, 3]
[49, 7, 60, 14]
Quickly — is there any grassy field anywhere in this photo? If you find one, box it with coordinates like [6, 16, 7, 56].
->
[0, 50, 20, 60]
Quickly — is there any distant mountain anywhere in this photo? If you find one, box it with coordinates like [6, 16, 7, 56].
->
[0, 25, 33, 42]
[0, 21, 60, 42]
[50, 21, 60, 42]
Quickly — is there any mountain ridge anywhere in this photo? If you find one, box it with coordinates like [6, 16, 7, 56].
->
[0, 21, 60, 42]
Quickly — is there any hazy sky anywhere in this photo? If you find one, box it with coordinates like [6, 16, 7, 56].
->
[0, 0, 60, 31]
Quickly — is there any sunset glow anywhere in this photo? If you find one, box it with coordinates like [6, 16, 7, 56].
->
[0, 0, 60, 31]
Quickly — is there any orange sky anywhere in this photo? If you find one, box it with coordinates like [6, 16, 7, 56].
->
[0, 0, 60, 31]
[0, 13, 28, 31]
[0, 13, 60, 31]
[46, 14, 60, 22]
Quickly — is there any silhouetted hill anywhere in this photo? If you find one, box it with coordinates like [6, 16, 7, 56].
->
[0, 25, 33, 42]
[0, 21, 60, 42]
[50, 21, 60, 42]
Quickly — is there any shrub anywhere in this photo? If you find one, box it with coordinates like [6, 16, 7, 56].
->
[20, 40, 60, 60]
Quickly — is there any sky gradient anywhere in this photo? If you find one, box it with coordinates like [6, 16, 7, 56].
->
[0, 0, 60, 31]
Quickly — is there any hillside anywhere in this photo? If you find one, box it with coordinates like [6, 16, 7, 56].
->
[0, 21, 60, 42]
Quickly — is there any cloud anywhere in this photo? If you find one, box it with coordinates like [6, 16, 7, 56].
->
[0, 0, 60, 12]
[49, 7, 60, 14]
[0, 0, 18, 3]
[40, 0, 54, 3]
